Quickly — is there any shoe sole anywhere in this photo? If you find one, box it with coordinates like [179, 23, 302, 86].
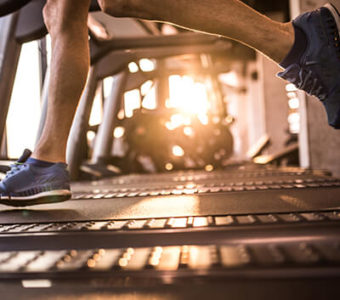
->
[0, 190, 71, 207]
[325, 3, 340, 33]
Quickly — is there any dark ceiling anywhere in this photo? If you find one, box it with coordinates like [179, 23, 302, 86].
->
[243, 0, 290, 21]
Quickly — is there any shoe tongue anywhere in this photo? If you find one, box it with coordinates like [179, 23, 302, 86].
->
[17, 149, 32, 163]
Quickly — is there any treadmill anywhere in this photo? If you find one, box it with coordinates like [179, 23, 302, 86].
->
[0, 1, 340, 299]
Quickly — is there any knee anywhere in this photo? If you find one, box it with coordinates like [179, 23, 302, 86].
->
[42, 0, 57, 33]
[43, 0, 89, 36]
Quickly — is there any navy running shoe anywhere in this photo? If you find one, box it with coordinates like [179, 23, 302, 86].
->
[0, 149, 71, 207]
[278, 3, 340, 129]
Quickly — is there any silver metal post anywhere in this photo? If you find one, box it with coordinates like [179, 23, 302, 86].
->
[67, 66, 99, 180]
[92, 70, 128, 164]
[0, 13, 21, 149]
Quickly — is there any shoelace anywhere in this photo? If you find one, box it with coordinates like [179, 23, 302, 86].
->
[296, 64, 327, 100]
[4, 163, 27, 179]
[281, 62, 328, 101]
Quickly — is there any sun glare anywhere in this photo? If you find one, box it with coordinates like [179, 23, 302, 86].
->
[167, 75, 209, 117]
[124, 89, 141, 118]
[123, 74, 211, 129]
[7, 42, 41, 158]
[172, 145, 185, 157]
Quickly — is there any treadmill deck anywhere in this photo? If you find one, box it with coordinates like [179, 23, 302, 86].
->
[0, 165, 339, 299]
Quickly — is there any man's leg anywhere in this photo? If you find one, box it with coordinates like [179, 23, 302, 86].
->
[99, 0, 294, 63]
[100, 0, 340, 128]
[34, 0, 91, 163]
[0, 0, 91, 206]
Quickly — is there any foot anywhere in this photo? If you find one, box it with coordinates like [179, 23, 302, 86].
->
[278, 3, 340, 129]
[0, 149, 71, 207]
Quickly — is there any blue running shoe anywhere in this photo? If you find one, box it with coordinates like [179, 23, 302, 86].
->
[0, 149, 71, 207]
[278, 3, 340, 129]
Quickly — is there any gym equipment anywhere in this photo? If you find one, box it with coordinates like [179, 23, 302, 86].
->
[0, 165, 339, 298]
[66, 33, 232, 179]
[1, 2, 340, 298]
[0, 0, 30, 17]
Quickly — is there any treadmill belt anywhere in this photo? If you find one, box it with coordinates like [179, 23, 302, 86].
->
[1, 239, 340, 281]
[71, 177, 340, 199]
[0, 209, 339, 234]
[0, 165, 340, 297]
[0, 166, 339, 224]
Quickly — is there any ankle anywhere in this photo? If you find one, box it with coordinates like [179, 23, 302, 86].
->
[279, 22, 307, 68]
[277, 22, 295, 63]
[31, 150, 66, 164]
[253, 21, 295, 64]
[26, 157, 56, 167]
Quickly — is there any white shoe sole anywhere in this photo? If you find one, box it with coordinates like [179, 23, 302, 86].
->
[0, 190, 71, 207]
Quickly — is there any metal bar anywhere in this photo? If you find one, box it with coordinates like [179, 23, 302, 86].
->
[38, 37, 48, 92]
[0, 128, 7, 158]
[67, 66, 99, 180]
[90, 33, 224, 64]
[0, 224, 339, 251]
[200, 53, 227, 116]
[155, 59, 168, 109]
[92, 70, 128, 164]
[0, 0, 30, 17]
[0, 13, 22, 152]
[96, 42, 231, 80]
